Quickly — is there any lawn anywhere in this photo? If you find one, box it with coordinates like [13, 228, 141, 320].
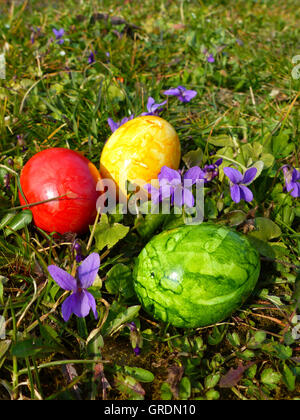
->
[0, 0, 299, 401]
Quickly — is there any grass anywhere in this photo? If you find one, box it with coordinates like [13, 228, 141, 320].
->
[0, 0, 299, 400]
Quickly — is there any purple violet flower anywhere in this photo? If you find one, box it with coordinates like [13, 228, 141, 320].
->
[202, 158, 223, 182]
[30, 27, 41, 44]
[145, 166, 203, 208]
[4, 173, 10, 189]
[206, 53, 215, 63]
[53, 28, 65, 44]
[48, 253, 100, 322]
[107, 115, 134, 133]
[163, 85, 197, 103]
[133, 346, 141, 356]
[223, 167, 257, 203]
[283, 166, 300, 198]
[127, 322, 142, 356]
[17, 134, 27, 152]
[73, 241, 83, 263]
[88, 51, 96, 64]
[141, 97, 167, 116]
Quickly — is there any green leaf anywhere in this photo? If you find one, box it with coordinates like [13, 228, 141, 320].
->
[0, 211, 17, 230]
[179, 376, 191, 399]
[226, 331, 241, 347]
[261, 341, 292, 360]
[102, 305, 141, 336]
[105, 263, 135, 299]
[135, 212, 166, 239]
[39, 324, 62, 347]
[163, 212, 185, 230]
[0, 276, 6, 305]
[205, 373, 221, 390]
[247, 236, 276, 259]
[260, 153, 275, 169]
[208, 135, 234, 147]
[93, 214, 129, 251]
[260, 368, 281, 387]
[4, 210, 33, 236]
[182, 148, 203, 168]
[114, 372, 145, 400]
[245, 364, 257, 380]
[272, 133, 294, 158]
[123, 366, 154, 383]
[247, 331, 267, 349]
[257, 289, 283, 307]
[160, 382, 173, 400]
[208, 325, 228, 346]
[204, 197, 218, 219]
[223, 210, 247, 227]
[249, 217, 281, 242]
[205, 389, 220, 400]
[87, 331, 104, 358]
[0, 340, 11, 369]
[281, 363, 296, 392]
[11, 339, 57, 358]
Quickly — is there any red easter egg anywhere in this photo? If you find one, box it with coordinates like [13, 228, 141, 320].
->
[19, 148, 101, 234]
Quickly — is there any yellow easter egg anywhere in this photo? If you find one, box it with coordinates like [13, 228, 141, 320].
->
[100, 115, 181, 198]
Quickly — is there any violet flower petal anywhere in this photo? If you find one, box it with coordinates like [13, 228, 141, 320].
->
[144, 184, 161, 204]
[158, 166, 181, 184]
[159, 183, 174, 201]
[215, 158, 223, 167]
[182, 187, 195, 208]
[147, 96, 155, 110]
[61, 294, 76, 322]
[242, 167, 257, 185]
[239, 185, 254, 202]
[163, 87, 181, 96]
[85, 291, 98, 320]
[293, 183, 300, 198]
[120, 116, 132, 125]
[77, 253, 100, 289]
[223, 167, 243, 184]
[181, 89, 197, 102]
[107, 118, 119, 133]
[88, 51, 95, 64]
[53, 28, 65, 39]
[292, 168, 300, 182]
[207, 54, 215, 63]
[184, 166, 204, 184]
[287, 182, 300, 198]
[173, 185, 184, 207]
[134, 346, 141, 356]
[230, 184, 241, 203]
[48, 266, 77, 291]
[72, 291, 93, 318]
[152, 100, 167, 112]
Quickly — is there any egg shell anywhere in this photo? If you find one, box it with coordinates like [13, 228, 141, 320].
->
[133, 223, 261, 328]
[19, 148, 101, 234]
[100, 115, 181, 199]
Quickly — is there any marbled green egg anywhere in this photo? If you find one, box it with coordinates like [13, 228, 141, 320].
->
[133, 223, 260, 328]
